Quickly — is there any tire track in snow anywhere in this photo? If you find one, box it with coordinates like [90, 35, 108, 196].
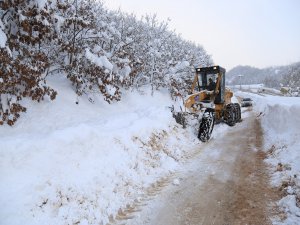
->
[126, 111, 282, 225]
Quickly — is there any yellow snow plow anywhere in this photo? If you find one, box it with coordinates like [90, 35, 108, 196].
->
[171, 65, 241, 142]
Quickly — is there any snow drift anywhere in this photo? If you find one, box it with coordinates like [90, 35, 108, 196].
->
[240, 92, 300, 224]
[0, 75, 203, 225]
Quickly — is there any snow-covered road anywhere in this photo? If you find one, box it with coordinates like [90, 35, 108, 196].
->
[125, 111, 280, 225]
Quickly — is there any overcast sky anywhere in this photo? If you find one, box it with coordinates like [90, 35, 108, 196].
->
[103, 0, 300, 70]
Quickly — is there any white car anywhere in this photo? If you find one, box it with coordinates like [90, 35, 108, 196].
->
[241, 98, 253, 107]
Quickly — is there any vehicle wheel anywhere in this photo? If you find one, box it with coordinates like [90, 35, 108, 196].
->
[224, 104, 236, 126]
[198, 109, 215, 142]
[234, 103, 241, 122]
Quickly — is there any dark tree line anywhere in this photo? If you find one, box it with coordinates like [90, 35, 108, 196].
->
[227, 63, 300, 90]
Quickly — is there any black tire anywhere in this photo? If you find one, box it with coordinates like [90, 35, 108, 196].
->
[198, 109, 215, 142]
[224, 104, 236, 126]
[234, 103, 241, 122]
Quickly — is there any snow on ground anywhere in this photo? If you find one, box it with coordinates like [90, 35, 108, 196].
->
[237, 91, 300, 224]
[0, 74, 212, 225]
[229, 83, 264, 90]
[230, 84, 283, 96]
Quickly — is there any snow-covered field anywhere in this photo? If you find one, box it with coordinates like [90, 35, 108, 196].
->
[230, 84, 283, 96]
[238, 91, 300, 224]
[0, 75, 207, 225]
[229, 83, 264, 90]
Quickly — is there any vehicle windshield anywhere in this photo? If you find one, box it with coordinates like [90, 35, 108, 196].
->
[196, 73, 218, 91]
[206, 74, 218, 91]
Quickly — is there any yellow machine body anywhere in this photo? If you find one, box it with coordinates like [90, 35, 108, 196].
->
[183, 66, 234, 121]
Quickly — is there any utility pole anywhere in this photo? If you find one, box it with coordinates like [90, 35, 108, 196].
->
[238, 74, 243, 90]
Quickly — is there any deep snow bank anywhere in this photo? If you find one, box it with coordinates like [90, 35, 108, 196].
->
[0, 75, 202, 225]
[239, 92, 300, 224]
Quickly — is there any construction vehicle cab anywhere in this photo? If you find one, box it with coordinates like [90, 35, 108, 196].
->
[192, 66, 225, 104]
[171, 65, 241, 142]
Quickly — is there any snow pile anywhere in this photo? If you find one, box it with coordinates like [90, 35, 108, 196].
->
[257, 87, 282, 96]
[230, 84, 283, 96]
[239, 92, 300, 224]
[230, 83, 264, 90]
[0, 75, 202, 225]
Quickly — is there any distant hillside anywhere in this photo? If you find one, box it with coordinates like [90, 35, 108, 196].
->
[226, 62, 300, 89]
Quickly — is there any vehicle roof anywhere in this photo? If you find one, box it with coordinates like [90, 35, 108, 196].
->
[195, 65, 226, 74]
